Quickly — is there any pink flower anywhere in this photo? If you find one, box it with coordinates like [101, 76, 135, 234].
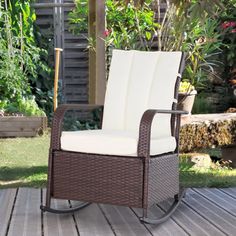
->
[231, 29, 236, 33]
[221, 22, 231, 29]
[221, 21, 236, 29]
[229, 21, 236, 27]
[103, 29, 111, 37]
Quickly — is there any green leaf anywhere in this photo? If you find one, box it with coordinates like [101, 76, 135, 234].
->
[145, 31, 152, 40]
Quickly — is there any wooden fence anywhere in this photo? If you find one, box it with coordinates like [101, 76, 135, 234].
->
[32, 1, 167, 105]
[33, 0, 89, 105]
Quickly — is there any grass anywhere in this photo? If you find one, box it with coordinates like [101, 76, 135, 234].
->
[180, 154, 236, 188]
[0, 135, 236, 188]
[0, 135, 49, 188]
[180, 168, 236, 188]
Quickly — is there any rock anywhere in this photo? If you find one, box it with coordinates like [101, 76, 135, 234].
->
[180, 153, 212, 169]
[180, 113, 236, 152]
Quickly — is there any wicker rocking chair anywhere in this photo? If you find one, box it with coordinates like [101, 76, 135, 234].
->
[41, 50, 187, 224]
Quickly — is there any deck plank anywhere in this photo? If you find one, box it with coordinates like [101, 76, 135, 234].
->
[0, 189, 17, 236]
[133, 207, 188, 236]
[100, 204, 151, 236]
[1, 187, 236, 235]
[7, 188, 41, 236]
[194, 188, 236, 216]
[219, 188, 236, 199]
[42, 190, 78, 236]
[159, 193, 226, 236]
[183, 189, 236, 236]
[72, 202, 115, 236]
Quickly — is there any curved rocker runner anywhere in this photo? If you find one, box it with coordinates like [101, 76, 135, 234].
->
[140, 187, 186, 224]
[40, 202, 91, 214]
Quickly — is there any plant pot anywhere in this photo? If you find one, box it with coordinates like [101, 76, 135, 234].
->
[177, 90, 197, 114]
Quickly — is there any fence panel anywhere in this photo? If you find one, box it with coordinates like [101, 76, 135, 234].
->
[33, 0, 89, 105]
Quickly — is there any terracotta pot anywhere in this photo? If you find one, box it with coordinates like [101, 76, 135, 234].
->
[177, 90, 197, 114]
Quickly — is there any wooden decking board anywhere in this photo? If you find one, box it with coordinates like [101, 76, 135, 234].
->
[132, 207, 188, 236]
[42, 196, 78, 236]
[159, 198, 224, 236]
[71, 202, 114, 236]
[219, 188, 236, 199]
[100, 204, 150, 236]
[184, 189, 236, 235]
[7, 188, 41, 236]
[193, 188, 236, 217]
[0, 189, 17, 236]
[1, 188, 236, 235]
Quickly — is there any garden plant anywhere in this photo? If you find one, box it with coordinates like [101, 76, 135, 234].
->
[0, 0, 53, 117]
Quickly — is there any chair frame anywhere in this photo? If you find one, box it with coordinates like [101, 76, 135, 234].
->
[41, 53, 187, 224]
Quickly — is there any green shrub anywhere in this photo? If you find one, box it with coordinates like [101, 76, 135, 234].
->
[0, 1, 52, 116]
[69, 0, 158, 50]
[218, 0, 236, 82]
[4, 97, 45, 116]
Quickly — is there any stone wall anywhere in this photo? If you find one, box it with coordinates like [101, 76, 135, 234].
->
[180, 113, 236, 152]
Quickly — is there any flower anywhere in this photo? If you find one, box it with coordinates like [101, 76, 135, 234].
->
[196, 36, 206, 45]
[179, 81, 195, 93]
[221, 21, 236, 29]
[231, 29, 236, 33]
[230, 21, 236, 27]
[103, 29, 111, 37]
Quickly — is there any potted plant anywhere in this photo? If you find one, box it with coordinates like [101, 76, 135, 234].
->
[177, 81, 197, 114]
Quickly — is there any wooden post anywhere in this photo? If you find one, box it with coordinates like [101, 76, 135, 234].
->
[96, 0, 106, 104]
[88, 0, 106, 105]
[54, 48, 63, 111]
[88, 0, 96, 104]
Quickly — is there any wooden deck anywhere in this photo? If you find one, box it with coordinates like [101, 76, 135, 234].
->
[0, 188, 236, 236]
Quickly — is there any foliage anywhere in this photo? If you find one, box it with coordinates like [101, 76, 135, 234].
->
[181, 19, 223, 89]
[0, 0, 52, 116]
[68, 0, 88, 35]
[218, 0, 236, 82]
[69, 0, 158, 50]
[63, 108, 102, 131]
[155, 1, 224, 90]
[105, 0, 158, 50]
[4, 97, 46, 116]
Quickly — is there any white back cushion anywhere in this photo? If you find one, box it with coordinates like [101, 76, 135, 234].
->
[102, 50, 182, 138]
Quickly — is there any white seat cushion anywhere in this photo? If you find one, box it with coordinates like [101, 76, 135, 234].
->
[61, 130, 176, 156]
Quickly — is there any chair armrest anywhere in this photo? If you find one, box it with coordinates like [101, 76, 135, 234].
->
[51, 104, 103, 150]
[137, 109, 187, 158]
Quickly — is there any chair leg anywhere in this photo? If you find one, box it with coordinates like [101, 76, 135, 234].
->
[41, 151, 91, 214]
[140, 187, 185, 224]
[40, 202, 91, 214]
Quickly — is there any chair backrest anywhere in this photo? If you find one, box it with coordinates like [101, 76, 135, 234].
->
[102, 49, 183, 139]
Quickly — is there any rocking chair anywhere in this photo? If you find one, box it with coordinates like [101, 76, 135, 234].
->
[41, 50, 187, 224]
